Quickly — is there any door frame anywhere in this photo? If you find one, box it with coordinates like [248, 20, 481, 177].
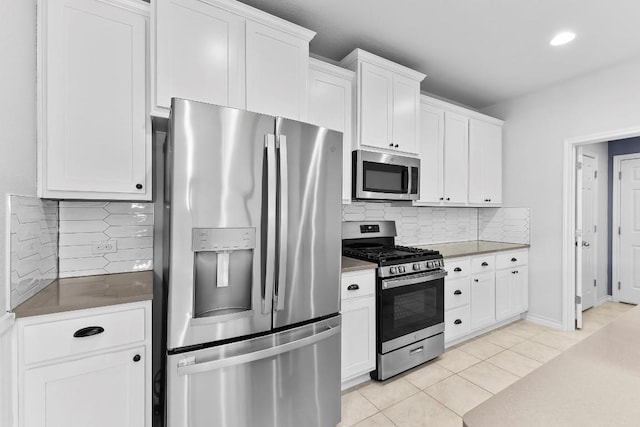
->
[612, 153, 640, 302]
[562, 126, 640, 331]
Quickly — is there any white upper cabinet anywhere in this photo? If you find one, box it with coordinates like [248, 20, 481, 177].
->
[415, 95, 503, 207]
[154, 0, 245, 113]
[468, 119, 503, 205]
[307, 59, 354, 203]
[443, 112, 469, 204]
[38, 0, 151, 200]
[246, 20, 311, 120]
[340, 49, 425, 156]
[417, 102, 444, 204]
[153, 0, 314, 120]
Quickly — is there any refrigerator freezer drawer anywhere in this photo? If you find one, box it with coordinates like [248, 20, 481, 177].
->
[167, 316, 341, 427]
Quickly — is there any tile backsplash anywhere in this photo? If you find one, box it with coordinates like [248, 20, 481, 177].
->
[10, 196, 59, 309]
[58, 202, 153, 278]
[342, 203, 530, 245]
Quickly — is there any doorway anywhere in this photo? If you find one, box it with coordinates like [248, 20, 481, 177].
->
[562, 127, 640, 331]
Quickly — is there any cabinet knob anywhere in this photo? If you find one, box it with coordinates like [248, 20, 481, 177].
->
[389, 143, 394, 147]
[394, 144, 399, 148]
[133, 354, 141, 362]
[484, 199, 489, 202]
[512, 271, 517, 274]
[73, 326, 104, 338]
[446, 197, 451, 201]
[474, 278, 479, 283]
[453, 267, 462, 272]
[136, 183, 143, 190]
[347, 284, 360, 291]
[481, 262, 489, 267]
[454, 319, 462, 325]
[454, 290, 462, 295]
[511, 258, 517, 262]
[515, 270, 519, 274]
[439, 197, 444, 201]
[488, 199, 492, 202]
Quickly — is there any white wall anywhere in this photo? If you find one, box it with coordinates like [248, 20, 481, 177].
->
[483, 57, 640, 326]
[582, 143, 609, 304]
[0, 1, 36, 424]
[0, 0, 37, 313]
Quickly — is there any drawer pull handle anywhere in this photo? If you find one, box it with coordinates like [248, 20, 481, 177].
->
[454, 319, 462, 325]
[347, 284, 360, 291]
[481, 262, 489, 267]
[511, 257, 517, 262]
[133, 354, 141, 362]
[409, 346, 424, 355]
[73, 326, 104, 338]
[454, 290, 462, 295]
[453, 267, 462, 272]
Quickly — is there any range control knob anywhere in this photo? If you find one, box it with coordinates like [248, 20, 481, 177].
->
[426, 261, 434, 268]
[389, 267, 397, 274]
[398, 266, 406, 273]
[413, 263, 421, 271]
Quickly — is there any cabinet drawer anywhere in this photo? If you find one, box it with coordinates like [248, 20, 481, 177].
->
[341, 269, 376, 301]
[496, 250, 528, 269]
[22, 307, 146, 365]
[445, 277, 470, 311]
[444, 305, 470, 342]
[471, 255, 495, 273]
[445, 258, 470, 278]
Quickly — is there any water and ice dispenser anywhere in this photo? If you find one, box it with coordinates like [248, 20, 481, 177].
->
[192, 228, 256, 318]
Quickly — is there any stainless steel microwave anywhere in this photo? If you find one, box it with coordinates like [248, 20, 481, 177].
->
[352, 150, 420, 201]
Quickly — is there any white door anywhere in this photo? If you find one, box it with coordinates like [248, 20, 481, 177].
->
[23, 347, 145, 427]
[618, 157, 640, 304]
[391, 74, 420, 154]
[580, 154, 598, 310]
[246, 20, 309, 120]
[416, 103, 444, 204]
[443, 112, 469, 204]
[358, 62, 393, 150]
[154, 0, 246, 112]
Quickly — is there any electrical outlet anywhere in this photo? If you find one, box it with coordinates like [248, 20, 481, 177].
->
[92, 240, 117, 255]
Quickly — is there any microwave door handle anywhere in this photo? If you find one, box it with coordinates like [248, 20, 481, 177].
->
[406, 166, 412, 196]
[275, 135, 288, 311]
[263, 134, 277, 314]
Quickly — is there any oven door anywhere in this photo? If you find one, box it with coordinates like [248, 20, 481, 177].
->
[353, 150, 419, 200]
[379, 270, 445, 354]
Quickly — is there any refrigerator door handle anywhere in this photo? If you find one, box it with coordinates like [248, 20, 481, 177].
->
[275, 135, 288, 311]
[176, 324, 340, 376]
[263, 134, 277, 314]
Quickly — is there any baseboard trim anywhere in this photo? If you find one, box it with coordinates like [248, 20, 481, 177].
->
[341, 372, 371, 392]
[525, 313, 563, 330]
[444, 314, 524, 348]
[596, 295, 611, 306]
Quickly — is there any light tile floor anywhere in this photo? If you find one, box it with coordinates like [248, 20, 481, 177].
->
[338, 302, 635, 427]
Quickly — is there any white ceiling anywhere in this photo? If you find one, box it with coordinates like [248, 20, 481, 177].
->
[237, 0, 640, 109]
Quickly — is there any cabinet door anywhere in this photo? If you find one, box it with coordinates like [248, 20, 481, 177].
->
[443, 112, 469, 204]
[40, 0, 149, 199]
[308, 64, 354, 203]
[154, 0, 245, 113]
[23, 347, 145, 427]
[246, 20, 309, 120]
[517, 265, 529, 313]
[416, 103, 444, 204]
[495, 269, 514, 321]
[341, 297, 376, 382]
[468, 119, 502, 204]
[391, 74, 420, 154]
[358, 62, 393, 150]
[470, 272, 495, 330]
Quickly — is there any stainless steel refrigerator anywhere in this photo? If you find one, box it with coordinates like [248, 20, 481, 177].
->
[161, 99, 342, 427]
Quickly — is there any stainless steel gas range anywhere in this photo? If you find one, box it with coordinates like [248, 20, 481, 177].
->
[343, 221, 445, 380]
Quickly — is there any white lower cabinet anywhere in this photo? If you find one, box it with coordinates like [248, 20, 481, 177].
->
[17, 302, 151, 427]
[340, 269, 376, 386]
[444, 250, 528, 345]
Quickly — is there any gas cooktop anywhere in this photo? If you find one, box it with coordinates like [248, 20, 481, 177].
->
[343, 244, 442, 266]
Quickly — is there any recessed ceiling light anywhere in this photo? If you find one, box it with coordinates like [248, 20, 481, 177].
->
[550, 32, 576, 46]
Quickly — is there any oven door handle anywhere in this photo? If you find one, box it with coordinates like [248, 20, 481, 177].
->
[381, 270, 447, 290]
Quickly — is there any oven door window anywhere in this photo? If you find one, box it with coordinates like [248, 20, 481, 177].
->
[380, 277, 444, 343]
[363, 162, 408, 194]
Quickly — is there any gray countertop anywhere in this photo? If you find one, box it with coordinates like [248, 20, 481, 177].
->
[13, 271, 153, 318]
[463, 304, 640, 427]
[416, 240, 529, 258]
[341, 256, 377, 273]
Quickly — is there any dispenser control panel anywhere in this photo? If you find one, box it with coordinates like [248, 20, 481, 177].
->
[192, 228, 256, 252]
